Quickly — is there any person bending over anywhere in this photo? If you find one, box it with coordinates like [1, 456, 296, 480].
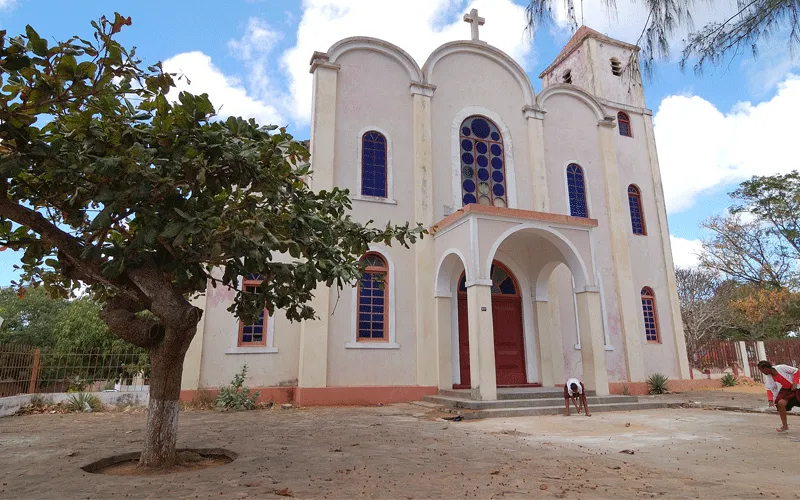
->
[757, 360, 800, 433]
[564, 377, 591, 416]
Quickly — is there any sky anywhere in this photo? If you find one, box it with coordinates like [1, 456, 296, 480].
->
[0, 0, 798, 284]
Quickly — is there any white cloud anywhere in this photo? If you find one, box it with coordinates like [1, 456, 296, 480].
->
[670, 235, 702, 268]
[281, 0, 533, 123]
[0, 0, 16, 11]
[654, 74, 800, 213]
[162, 51, 284, 126]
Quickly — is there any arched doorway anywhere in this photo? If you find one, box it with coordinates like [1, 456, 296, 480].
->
[456, 261, 527, 387]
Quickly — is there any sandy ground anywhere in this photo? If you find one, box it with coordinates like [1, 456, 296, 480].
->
[1, 398, 798, 499]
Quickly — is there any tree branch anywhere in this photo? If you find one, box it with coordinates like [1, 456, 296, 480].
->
[99, 296, 163, 349]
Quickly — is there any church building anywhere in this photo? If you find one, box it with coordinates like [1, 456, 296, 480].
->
[179, 13, 692, 405]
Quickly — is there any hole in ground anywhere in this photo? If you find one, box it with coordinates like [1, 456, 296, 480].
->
[82, 448, 238, 476]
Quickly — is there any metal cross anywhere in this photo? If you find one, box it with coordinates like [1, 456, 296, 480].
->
[463, 8, 485, 41]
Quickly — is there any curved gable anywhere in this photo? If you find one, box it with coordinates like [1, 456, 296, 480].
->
[536, 84, 612, 122]
[327, 37, 423, 82]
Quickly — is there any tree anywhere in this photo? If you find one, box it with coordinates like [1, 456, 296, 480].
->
[674, 267, 727, 358]
[0, 15, 424, 467]
[0, 286, 68, 346]
[525, 0, 799, 76]
[725, 285, 800, 339]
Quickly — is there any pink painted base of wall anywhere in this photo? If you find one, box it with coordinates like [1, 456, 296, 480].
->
[609, 379, 722, 396]
[180, 386, 438, 407]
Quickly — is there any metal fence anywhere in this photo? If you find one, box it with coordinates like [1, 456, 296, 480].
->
[0, 343, 149, 397]
[687, 340, 741, 379]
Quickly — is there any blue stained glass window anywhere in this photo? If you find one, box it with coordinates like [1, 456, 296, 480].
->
[357, 253, 388, 341]
[239, 281, 267, 346]
[641, 287, 660, 342]
[361, 132, 387, 198]
[567, 163, 588, 218]
[617, 111, 632, 137]
[628, 185, 646, 235]
[460, 116, 506, 208]
[457, 262, 517, 295]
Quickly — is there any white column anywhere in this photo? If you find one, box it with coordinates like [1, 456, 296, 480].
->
[523, 106, 549, 212]
[575, 289, 609, 396]
[597, 120, 645, 382]
[756, 341, 767, 362]
[298, 53, 340, 388]
[738, 341, 751, 378]
[642, 113, 691, 379]
[411, 83, 438, 387]
[466, 281, 497, 400]
[435, 295, 453, 390]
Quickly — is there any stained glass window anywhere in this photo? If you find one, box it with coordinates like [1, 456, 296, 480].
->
[628, 185, 646, 235]
[567, 163, 588, 218]
[618, 111, 632, 137]
[641, 287, 660, 343]
[362, 132, 387, 198]
[457, 262, 517, 295]
[459, 116, 506, 207]
[239, 277, 268, 346]
[357, 253, 388, 341]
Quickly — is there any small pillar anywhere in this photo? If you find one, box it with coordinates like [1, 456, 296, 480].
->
[575, 290, 609, 395]
[435, 295, 453, 390]
[466, 281, 497, 400]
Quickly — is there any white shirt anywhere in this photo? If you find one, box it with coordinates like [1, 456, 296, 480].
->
[763, 364, 799, 402]
[566, 377, 583, 396]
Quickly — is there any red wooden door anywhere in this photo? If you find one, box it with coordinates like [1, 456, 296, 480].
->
[492, 296, 526, 385]
[456, 292, 526, 388]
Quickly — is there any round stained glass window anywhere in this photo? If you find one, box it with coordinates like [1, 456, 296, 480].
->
[493, 184, 505, 196]
[479, 182, 490, 196]
[462, 166, 474, 178]
[479, 195, 491, 205]
[475, 142, 488, 154]
[477, 155, 488, 168]
[478, 168, 490, 181]
[461, 139, 473, 151]
[461, 153, 474, 164]
[491, 132, 501, 141]
[461, 127, 471, 136]
[463, 193, 476, 204]
[492, 170, 504, 183]
[471, 119, 491, 139]
[490, 144, 502, 156]
[493, 197, 506, 207]
[462, 179, 476, 193]
[491, 157, 503, 169]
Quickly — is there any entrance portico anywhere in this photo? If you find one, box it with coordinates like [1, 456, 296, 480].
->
[433, 204, 609, 400]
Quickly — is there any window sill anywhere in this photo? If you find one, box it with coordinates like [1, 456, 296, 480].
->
[644, 341, 662, 346]
[345, 341, 401, 349]
[225, 347, 279, 354]
[352, 195, 397, 205]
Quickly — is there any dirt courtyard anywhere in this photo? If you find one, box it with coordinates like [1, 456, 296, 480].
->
[1, 398, 799, 499]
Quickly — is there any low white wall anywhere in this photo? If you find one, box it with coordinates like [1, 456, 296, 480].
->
[0, 390, 149, 417]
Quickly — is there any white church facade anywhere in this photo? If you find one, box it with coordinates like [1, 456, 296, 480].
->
[179, 16, 693, 405]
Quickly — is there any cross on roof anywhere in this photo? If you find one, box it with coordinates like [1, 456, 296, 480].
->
[463, 8, 485, 41]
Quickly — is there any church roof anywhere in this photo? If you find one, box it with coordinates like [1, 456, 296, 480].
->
[538, 25, 639, 79]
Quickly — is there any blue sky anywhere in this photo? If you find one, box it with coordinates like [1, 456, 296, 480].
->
[0, 0, 798, 284]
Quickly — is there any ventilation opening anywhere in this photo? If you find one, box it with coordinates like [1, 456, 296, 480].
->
[611, 58, 623, 76]
[562, 70, 572, 84]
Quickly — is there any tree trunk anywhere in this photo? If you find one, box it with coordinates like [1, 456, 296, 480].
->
[139, 327, 196, 468]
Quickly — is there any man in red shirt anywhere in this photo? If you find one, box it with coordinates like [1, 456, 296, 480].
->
[757, 360, 800, 433]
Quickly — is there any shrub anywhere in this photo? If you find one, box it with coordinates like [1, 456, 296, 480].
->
[182, 390, 216, 411]
[621, 384, 630, 396]
[29, 394, 53, 409]
[646, 373, 669, 395]
[216, 365, 260, 411]
[721, 373, 738, 387]
[66, 393, 102, 412]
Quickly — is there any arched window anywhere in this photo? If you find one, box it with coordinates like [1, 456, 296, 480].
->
[617, 111, 632, 137]
[628, 185, 646, 235]
[357, 253, 388, 341]
[566, 163, 588, 218]
[361, 131, 387, 198]
[459, 116, 507, 208]
[239, 274, 268, 347]
[458, 262, 519, 295]
[641, 287, 660, 343]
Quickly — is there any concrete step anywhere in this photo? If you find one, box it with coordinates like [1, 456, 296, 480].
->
[442, 401, 669, 420]
[437, 388, 597, 400]
[423, 394, 639, 410]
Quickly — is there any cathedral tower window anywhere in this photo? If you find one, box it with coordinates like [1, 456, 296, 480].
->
[641, 287, 661, 343]
[562, 69, 573, 84]
[617, 111, 632, 137]
[459, 116, 507, 207]
[357, 253, 389, 342]
[361, 131, 387, 198]
[566, 163, 588, 218]
[628, 184, 647, 235]
[610, 58, 623, 76]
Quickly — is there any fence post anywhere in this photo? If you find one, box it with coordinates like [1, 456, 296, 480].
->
[756, 341, 767, 362]
[738, 341, 751, 378]
[27, 348, 41, 394]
